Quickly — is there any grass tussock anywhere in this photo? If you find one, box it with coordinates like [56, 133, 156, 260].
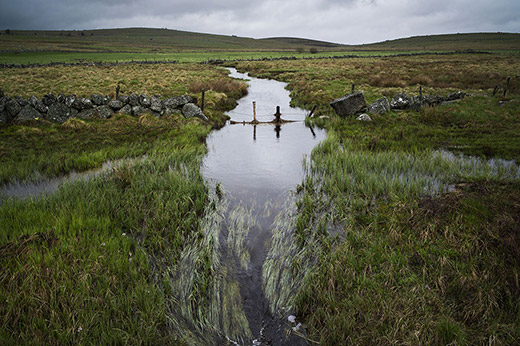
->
[61, 118, 91, 129]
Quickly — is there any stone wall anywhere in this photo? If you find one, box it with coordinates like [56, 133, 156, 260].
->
[0, 90, 207, 124]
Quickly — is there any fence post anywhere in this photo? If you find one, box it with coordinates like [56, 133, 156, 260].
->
[503, 77, 511, 97]
[201, 89, 205, 112]
[252, 101, 257, 123]
[351, 83, 355, 94]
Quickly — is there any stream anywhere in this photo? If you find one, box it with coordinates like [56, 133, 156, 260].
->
[172, 68, 326, 345]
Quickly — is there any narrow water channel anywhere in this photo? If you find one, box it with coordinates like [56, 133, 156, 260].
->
[173, 68, 326, 345]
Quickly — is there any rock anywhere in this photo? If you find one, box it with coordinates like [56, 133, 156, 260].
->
[128, 94, 139, 106]
[34, 100, 49, 113]
[356, 113, 372, 121]
[445, 91, 467, 101]
[46, 103, 78, 123]
[42, 94, 57, 106]
[108, 99, 124, 110]
[118, 104, 132, 115]
[118, 95, 130, 104]
[65, 95, 77, 108]
[150, 95, 162, 112]
[182, 103, 208, 121]
[29, 95, 39, 107]
[80, 98, 93, 109]
[288, 315, 296, 323]
[367, 97, 390, 115]
[330, 91, 367, 117]
[139, 94, 151, 107]
[163, 95, 193, 109]
[422, 95, 444, 106]
[0, 108, 8, 123]
[57, 94, 66, 104]
[390, 92, 412, 109]
[90, 94, 104, 106]
[5, 98, 22, 117]
[164, 107, 182, 116]
[14, 96, 29, 107]
[14, 105, 41, 122]
[75, 105, 113, 120]
[131, 105, 145, 116]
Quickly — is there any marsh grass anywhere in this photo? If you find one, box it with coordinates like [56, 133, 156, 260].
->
[0, 122, 212, 344]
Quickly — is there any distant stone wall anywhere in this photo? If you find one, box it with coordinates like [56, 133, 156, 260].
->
[0, 89, 207, 124]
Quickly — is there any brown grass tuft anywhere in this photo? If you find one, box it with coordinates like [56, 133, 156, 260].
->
[61, 118, 90, 129]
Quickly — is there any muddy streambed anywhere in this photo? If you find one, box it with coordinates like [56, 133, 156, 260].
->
[172, 68, 326, 344]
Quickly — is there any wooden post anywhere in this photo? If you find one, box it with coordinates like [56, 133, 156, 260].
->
[201, 89, 205, 112]
[419, 85, 423, 104]
[252, 101, 257, 123]
[308, 105, 317, 118]
[503, 77, 511, 97]
[492, 85, 499, 96]
[351, 83, 355, 94]
[116, 83, 120, 99]
[274, 106, 281, 123]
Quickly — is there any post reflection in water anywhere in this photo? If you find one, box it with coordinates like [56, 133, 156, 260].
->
[274, 124, 281, 138]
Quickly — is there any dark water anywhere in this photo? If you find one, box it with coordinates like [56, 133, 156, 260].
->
[196, 68, 326, 345]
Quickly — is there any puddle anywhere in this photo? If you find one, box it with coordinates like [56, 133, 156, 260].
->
[172, 68, 326, 344]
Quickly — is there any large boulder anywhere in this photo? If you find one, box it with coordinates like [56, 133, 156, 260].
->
[150, 95, 163, 112]
[46, 103, 78, 123]
[182, 103, 208, 121]
[108, 99, 124, 110]
[90, 94, 110, 106]
[356, 113, 372, 122]
[330, 91, 367, 117]
[367, 97, 390, 115]
[15, 105, 41, 122]
[390, 92, 412, 110]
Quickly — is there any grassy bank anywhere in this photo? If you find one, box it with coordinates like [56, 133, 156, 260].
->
[234, 54, 520, 344]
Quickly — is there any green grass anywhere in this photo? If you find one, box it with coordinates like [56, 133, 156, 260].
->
[0, 121, 212, 344]
[232, 53, 520, 344]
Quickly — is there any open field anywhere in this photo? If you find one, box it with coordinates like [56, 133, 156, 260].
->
[232, 53, 520, 343]
[1, 36, 520, 344]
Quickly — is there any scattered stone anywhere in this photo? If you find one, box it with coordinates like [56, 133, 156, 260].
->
[330, 91, 367, 117]
[90, 94, 104, 106]
[150, 95, 162, 112]
[118, 104, 132, 115]
[139, 94, 151, 107]
[288, 315, 296, 323]
[367, 97, 390, 115]
[14, 105, 41, 122]
[42, 94, 57, 106]
[108, 99, 124, 110]
[14, 96, 29, 107]
[46, 102, 78, 123]
[182, 103, 208, 120]
[356, 113, 372, 121]
[390, 92, 412, 109]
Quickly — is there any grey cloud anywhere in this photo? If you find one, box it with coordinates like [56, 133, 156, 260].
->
[0, 0, 518, 44]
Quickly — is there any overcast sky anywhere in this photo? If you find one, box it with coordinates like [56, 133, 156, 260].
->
[1, 0, 519, 44]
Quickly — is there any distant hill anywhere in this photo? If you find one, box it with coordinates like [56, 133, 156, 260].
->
[353, 32, 520, 51]
[0, 28, 518, 53]
[0, 27, 343, 53]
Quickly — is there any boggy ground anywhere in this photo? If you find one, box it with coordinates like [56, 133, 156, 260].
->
[0, 64, 247, 344]
[234, 53, 520, 344]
